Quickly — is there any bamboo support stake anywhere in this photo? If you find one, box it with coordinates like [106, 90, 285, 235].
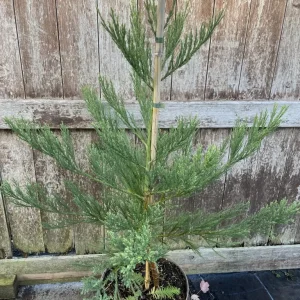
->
[145, 0, 166, 291]
[150, 0, 166, 165]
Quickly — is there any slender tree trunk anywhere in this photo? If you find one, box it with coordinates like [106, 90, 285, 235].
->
[145, 0, 166, 290]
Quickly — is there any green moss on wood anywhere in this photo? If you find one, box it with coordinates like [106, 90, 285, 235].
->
[0, 275, 17, 299]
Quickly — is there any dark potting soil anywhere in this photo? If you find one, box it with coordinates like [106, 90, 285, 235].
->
[104, 258, 188, 300]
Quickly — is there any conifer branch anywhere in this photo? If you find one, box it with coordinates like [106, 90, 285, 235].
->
[98, 5, 153, 89]
[162, 10, 224, 81]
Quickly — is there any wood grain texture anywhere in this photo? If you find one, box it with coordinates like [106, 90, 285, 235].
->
[56, 0, 100, 98]
[271, 128, 300, 244]
[98, 0, 134, 101]
[0, 191, 12, 258]
[0, 131, 44, 253]
[0, 99, 298, 129]
[168, 245, 300, 274]
[33, 148, 73, 253]
[186, 129, 230, 247]
[171, 0, 214, 101]
[205, 0, 251, 100]
[2, 245, 300, 276]
[14, 0, 63, 98]
[0, 1, 24, 98]
[71, 130, 104, 254]
[224, 130, 292, 246]
[271, 0, 300, 100]
[219, 132, 256, 246]
[190, 129, 229, 214]
[238, 0, 287, 99]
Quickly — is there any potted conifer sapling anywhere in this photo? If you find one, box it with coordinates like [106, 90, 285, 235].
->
[2, 1, 300, 299]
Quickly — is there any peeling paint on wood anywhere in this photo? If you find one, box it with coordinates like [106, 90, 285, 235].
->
[205, 0, 251, 100]
[0, 99, 298, 129]
[0, 131, 44, 253]
[14, 0, 63, 98]
[271, 0, 300, 100]
[238, 0, 287, 99]
[56, 0, 100, 98]
[171, 0, 214, 101]
[0, 1, 24, 98]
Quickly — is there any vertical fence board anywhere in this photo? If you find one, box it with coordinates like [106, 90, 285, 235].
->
[171, 0, 214, 101]
[14, 0, 63, 98]
[138, 0, 173, 101]
[193, 129, 230, 247]
[0, 0, 24, 98]
[222, 152, 256, 246]
[0, 132, 44, 253]
[98, 0, 134, 100]
[193, 129, 229, 213]
[271, 0, 300, 100]
[205, 0, 251, 100]
[271, 128, 300, 244]
[0, 191, 12, 258]
[238, 0, 287, 99]
[33, 149, 73, 253]
[72, 130, 104, 254]
[224, 130, 290, 246]
[56, 0, 100, 98]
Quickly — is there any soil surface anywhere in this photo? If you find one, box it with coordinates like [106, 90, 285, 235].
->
[105, 258, 188, 299]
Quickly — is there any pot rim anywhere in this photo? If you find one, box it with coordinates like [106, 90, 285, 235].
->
[165, 257, 190, 300]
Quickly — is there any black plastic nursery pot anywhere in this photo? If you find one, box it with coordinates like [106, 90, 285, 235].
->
[102, 258, 190, 300]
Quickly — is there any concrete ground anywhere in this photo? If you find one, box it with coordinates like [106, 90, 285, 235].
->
[15, 269, 300, 300]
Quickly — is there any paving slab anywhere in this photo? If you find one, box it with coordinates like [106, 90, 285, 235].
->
[255, 269, 300, 300]
[188, 272, 272, 300]
[16, 282, 83, 300]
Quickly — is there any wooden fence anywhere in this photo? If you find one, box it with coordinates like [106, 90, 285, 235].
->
[0, 0, 300, 259]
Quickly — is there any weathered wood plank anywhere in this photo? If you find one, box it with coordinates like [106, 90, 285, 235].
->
[168, 245, 300, 274]
[184, 129, 230, 248]
[33, 148, 73, 253]
[14, 0, 63, 98]
[192, 129, 229, 213]
[248, 130, 293, 245]
[271, 0, 300, 100]
[71, 130, 104, 254]
[56, 0, 100, 98]
[238, 0, 287, 99]
[98, 0, 134, 100]
[2, 245, 300, 277]
[171, 0, 214, 101]
[0, 275, 17, 300]
[271, 128, 300, 244]
[221, 138, 256, 246]
[0, 131, 44, 253]
[0, 1, 24, 98]
[224, 130, 292, 246]
[1, 254, 107, 276]
[205, 0, 251, 100]
[0, 99, 298, 129]
[0, 189, 12, 258]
